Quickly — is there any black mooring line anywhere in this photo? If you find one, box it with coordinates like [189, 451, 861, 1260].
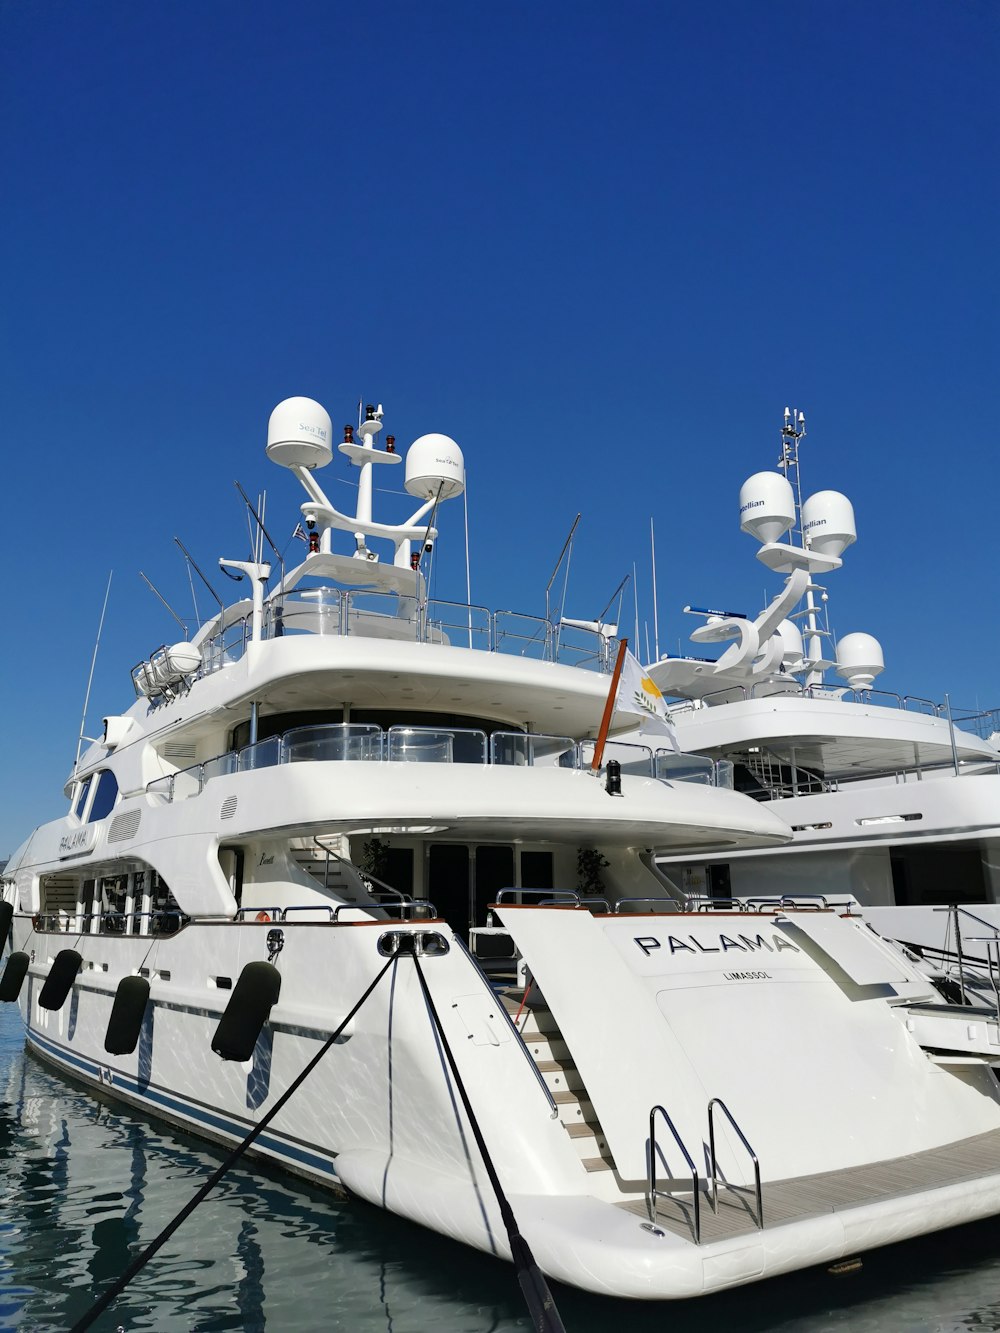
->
[410, 949, 568, 1333]
[69, 953, 397, 1333]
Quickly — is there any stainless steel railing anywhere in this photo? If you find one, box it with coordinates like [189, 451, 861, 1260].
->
[707, 1097, 762, 1230]
[648, 1104, 701, 1239]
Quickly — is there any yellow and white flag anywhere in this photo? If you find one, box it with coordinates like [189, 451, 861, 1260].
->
[616, 650, 681, 752]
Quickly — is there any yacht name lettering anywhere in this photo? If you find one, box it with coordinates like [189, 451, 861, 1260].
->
[258, 853, 275, 866]
[634, 933, 800, 957]
[59, 828, 92, 853]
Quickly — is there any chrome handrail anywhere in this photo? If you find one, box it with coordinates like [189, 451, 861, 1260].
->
[614, 898, 682, 914]
[454, 936, 559, 1121]
[649, 1104, 700, 1239]
[707, 1097, 762, 1229]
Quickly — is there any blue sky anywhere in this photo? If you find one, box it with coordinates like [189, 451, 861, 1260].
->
[1, 0, 997, 856]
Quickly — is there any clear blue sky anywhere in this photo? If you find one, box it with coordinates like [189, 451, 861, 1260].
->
[1, 0, 997, 856]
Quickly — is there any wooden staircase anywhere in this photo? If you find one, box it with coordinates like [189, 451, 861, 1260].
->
[505, 991, 618, 1174]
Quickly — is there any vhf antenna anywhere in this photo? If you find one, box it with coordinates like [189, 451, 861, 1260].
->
[778, 407, 807, 546]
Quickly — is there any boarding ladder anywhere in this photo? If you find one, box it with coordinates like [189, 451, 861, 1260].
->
[647, 1098, 762, 1244]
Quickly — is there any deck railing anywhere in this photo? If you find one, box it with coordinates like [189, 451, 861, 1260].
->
[145, 724, 732, 803]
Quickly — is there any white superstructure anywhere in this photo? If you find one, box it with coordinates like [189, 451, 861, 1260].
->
[632, 410, 1000, 957]
[7, 395, 1000, 1300]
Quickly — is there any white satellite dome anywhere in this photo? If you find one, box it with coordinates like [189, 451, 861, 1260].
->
[265, 397, 333, 470]
[404, 433, 465, 501]
[739, 472, 796, 544]
[776, 618, 804, 667]
[801, 490, 856, 558]
[836, 632, 884, 690]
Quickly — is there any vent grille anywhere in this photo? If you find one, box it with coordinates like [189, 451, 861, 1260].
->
[162, 742, 198, 762]
[220, 796, 238, 821]
[108, 810, 142, 843]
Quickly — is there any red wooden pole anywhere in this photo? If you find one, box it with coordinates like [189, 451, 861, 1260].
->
[591, 637, 629, 772]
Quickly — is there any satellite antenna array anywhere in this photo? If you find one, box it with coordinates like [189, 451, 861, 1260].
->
[732, 407, 882, 691]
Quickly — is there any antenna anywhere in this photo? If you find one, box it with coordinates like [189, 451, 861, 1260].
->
[544, 513, 581, 649]
[174, 538, 224, 616]
[413, 480, 445, 605]
[463, 480, 473, 648]
[595, 573, 630, 627]
[650, 518, 660, 661]
[776, 405, 825, 684]
[234, 481, 285, 590]
[75, 571, 113, 768]
[139, 571, 188, 634]
[632, 562, 640, 648]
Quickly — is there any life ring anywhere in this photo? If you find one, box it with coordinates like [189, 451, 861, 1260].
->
[255, 911, 271, 924]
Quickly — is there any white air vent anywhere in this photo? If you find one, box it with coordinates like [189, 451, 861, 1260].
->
[220, 796, 238, 821]
[108, 810, 142, 843]
[162, 742, 198, 763]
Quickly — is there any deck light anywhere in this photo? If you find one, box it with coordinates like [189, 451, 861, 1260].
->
[605, 760, 622, 797]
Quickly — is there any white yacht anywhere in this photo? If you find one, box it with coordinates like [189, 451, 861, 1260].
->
[7, 396, 1000, 1301]
[633, 409, 1000, 963]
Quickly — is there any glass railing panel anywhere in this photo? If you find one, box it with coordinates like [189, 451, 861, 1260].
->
[388, 726, 489, 764]
[202, 752, 239, 784]
[553, 624, 615, 673]
[268, 588, 343, 638]
[713, 759, 735, 789]
[237, 736, 283, 771]
[655, 751, 715, 785]
[202, 618, 251, 672]
[284, 723, 383, 763]
[579, 739, 654, 777]
[146, 775, 174, 800]
[493, 611, 551, 661]
[387, 727, 455, 763]
[424, 600, 492, 651]
[344, 589, 421, 643]
[490, 731, 578, 768]
[172, 766, 204, 800]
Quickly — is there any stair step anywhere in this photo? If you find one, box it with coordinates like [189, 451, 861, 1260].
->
[582, 1156, 615, 1173]
[525, 1036, 570, 1062]
[564, 1122, 605, 1142]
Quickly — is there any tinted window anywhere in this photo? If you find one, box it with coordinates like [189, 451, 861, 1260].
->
[89, 770, 119, 821]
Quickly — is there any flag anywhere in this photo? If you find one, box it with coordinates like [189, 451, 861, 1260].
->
[616, 649, 681, 752]
[291, 523, 308, 544]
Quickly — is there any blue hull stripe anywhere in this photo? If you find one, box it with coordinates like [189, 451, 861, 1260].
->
[26, 1026, 339, 1180]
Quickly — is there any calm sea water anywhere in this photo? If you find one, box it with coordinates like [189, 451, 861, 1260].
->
[4, 1004, 1000, 1333]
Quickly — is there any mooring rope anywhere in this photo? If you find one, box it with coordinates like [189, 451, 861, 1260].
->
[409, 945, 567, 1333]
[69, 953, 397, 1333]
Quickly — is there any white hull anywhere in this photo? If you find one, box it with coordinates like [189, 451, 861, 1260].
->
[12, 903, 1000, 1299]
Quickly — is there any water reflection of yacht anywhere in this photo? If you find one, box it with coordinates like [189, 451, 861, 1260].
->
[8, 396, 1000, 1300]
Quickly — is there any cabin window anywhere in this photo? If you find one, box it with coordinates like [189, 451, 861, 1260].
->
[427, 844, 471, 935]
[73, 778, 92, 820]
[384, 847, 414, 899]
[520, 851, 554, 890]
[89, 771, 120, 821]
[475, 845, 515, 925]
[219, 847, 245, 908]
